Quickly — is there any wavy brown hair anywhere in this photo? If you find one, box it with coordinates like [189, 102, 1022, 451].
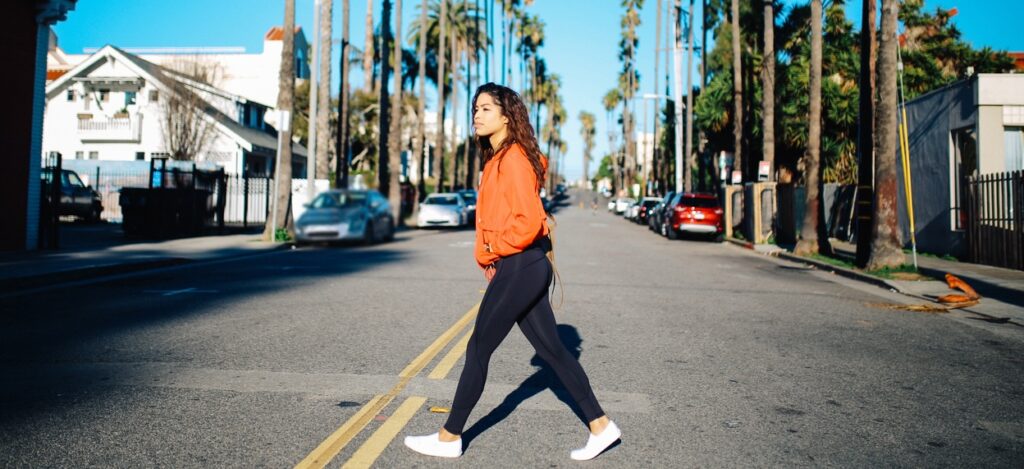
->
[472, 83, 546, 189]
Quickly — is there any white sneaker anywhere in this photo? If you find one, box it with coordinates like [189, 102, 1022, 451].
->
[570, 421, 621, 461]
[404, 432, 463, 458]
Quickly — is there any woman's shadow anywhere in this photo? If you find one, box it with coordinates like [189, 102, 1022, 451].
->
[461, 324, 590, 446]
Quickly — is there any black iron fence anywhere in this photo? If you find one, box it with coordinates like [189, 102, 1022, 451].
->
[966, 170, 1023, 270]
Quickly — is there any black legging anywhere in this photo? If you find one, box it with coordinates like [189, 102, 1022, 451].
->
[444, 243, 605, 435]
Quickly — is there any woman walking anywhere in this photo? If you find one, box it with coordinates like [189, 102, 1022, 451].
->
[404, 83, 621, 461]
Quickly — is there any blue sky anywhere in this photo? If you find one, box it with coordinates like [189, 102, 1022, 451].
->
[54, 0, 1023, 181]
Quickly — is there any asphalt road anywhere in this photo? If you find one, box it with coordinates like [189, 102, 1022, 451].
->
[1, 190, 1022, 468]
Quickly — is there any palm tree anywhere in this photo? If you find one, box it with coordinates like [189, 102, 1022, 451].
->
[412, 0, 428, 212]
[762, 0, 775, 182]
[794, 0, 824, 255]
[434, 0, 447, 192]
[363, 0, 375, 92]
[315, 0, 333, 180]
[266, 0, 296, 241]
[579, 110, 597, 185]
[684, 0, 695, 192]
[867, 0, 905, 269]
[602, 87, 623, 192]
[387, 0, 405, 223]
[336, 0, 352, 189]
[854, 0, 876, 267]
[730, 0, 742, 182]
[620, 0, 643, 196]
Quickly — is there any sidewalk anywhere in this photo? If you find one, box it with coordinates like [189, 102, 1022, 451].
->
[0, 223, 285, 293]
[730, 238, 1024, 326]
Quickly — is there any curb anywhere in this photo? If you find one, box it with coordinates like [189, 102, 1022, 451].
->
[725, 238, 755, 250]
[772, 251, 902, 292]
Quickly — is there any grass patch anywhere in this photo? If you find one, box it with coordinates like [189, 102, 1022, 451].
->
[801, 253, 932, 281]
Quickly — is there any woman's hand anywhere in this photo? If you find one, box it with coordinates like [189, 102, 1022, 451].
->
[484, 265, 496, 282]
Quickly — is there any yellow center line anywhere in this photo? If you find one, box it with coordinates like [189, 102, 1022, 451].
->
[293, 303, 479, 469]
[341, 396, 428, 469]
[427, 329, 473, 380]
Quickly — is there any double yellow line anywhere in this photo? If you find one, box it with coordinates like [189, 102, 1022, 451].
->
[295, 302, 479, 469]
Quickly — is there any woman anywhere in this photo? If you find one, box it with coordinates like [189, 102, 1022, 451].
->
[404, 83, 621, 461]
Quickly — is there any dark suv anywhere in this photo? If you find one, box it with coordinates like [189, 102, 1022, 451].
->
[648, 191, 676, 232]
[41, 168, 103, 222]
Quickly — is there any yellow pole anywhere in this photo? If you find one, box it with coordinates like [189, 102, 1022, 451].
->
[899, 105, 918, 269]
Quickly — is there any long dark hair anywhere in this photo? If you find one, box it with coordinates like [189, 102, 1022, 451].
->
[472, 83, 546, 189]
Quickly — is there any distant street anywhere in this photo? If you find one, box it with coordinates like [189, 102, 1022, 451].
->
[1, 190, 1022, 468]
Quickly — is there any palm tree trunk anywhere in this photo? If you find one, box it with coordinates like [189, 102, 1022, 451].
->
[316, 0, 334, 180]
[855, 0, 876, 267]
[413, 0, 427, 211]
[684, 0, 694, 193]
[730, 0, 742, 182]
[464, 49, 475, 190]
[761, 0, 774, 182]
[388, 0, 404, 223]
[795, 0, 825, 255]
[433, 0, 447, 193]
[336, 0, 352, 189]
[449, 35, 460, 191]
[378, 0, 392, 196]
[266, 0, 297, 241]
[363, 0, 375, 92]
[867, 0, 906, 269]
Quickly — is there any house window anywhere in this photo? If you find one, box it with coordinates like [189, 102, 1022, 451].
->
[89, 151, 99, 160]
[75, 151, 84, 160]
[1006, 127, 1024, 172]
[99, 89, 109, 102]
[135, 151, 145, 161]
[950, 127, 978, 231]
[66, 89, 75, 102]
[149, 89, 159, 103]
[125, 91, 137, 106]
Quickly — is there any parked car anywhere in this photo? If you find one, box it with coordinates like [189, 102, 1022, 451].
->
[40, 168, 103, 222]
[648, 191, 676, 232]
[660, 193, 724, 241]
[457, 189, 477, 225]
[417, 192, 469, 227]
[613, 197, 635, 214]
[636, 197, 663, 225]
[295, 189, 394, 245]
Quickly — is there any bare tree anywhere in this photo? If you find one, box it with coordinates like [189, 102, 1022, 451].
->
[867, 0, 906, 269]
[794, 0, 825, 255]
[265, 0, 297, 241]
[159, 58, 222, 162]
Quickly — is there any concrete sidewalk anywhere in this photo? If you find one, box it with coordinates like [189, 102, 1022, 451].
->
[0, 224, 285, 293]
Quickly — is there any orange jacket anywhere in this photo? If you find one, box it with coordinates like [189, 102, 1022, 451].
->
[474, 144, 549, 269]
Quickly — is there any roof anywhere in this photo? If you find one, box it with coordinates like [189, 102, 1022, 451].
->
[264, 26, 303, 41]
[1009, 52, 1024, 71]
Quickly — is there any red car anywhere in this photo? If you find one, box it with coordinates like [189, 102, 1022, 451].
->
[661, 192, 724, 241]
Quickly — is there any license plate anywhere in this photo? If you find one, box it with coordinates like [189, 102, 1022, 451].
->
[694, 212, 705, 219]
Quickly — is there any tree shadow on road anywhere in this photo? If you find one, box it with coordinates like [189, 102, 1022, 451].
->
[461, 324, 590, 447]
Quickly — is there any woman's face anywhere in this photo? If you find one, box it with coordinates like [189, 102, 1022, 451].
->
[473, 93, 508, 138]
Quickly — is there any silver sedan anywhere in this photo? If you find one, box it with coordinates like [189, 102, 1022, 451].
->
[295, 190, 394, 245]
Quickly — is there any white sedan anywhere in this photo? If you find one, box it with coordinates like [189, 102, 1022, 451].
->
[417, 193, 469, 228]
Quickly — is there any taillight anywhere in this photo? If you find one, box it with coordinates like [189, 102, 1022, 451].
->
[714, 208, 723, 215]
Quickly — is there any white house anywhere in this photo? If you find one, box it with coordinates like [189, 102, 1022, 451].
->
[43, 44, 307, 177]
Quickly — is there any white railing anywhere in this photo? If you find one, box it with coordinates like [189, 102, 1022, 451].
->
[77, 114, 143, 142]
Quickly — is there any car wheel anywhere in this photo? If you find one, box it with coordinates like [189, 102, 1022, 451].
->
[363, 222, 376, 245]
[88, 205, 102, 223]
[667, 225, 679, 240]
[660, 222, 667, 237]
[384, 217, 395, 242]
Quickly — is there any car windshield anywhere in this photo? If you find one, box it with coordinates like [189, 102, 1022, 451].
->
[642, 200, 660, 208]
[311, 192, 366, 209]
[424, 195, 460, 205]
[459, 193, 477, 204]
[681, 196, 718, 208]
